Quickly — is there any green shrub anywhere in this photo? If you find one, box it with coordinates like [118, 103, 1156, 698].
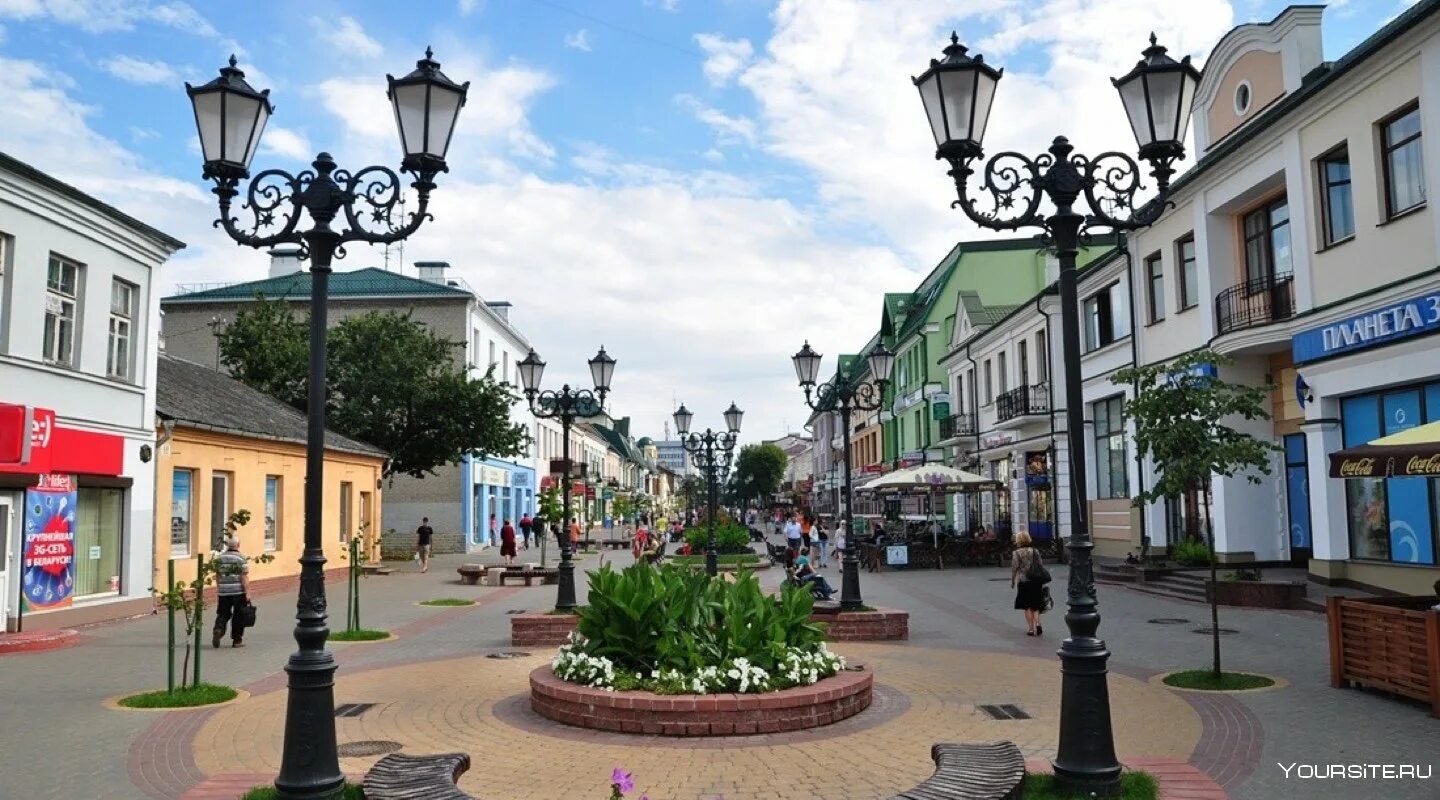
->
[683, 519, 751, 554]
[1170, 537, 1212, 567]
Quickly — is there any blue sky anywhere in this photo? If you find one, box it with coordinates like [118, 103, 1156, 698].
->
[0, 0, 1418, 441]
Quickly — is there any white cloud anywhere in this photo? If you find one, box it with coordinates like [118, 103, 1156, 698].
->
[260, 126, 312, 161]
[564, 29, 592, 51]
[100, 55, 179, 85]
[458, 0, 483, 15]
[643, 0, 680, 11]
[0, 0, 219, 36]
[314, 15, 383, 60]
[703, 148, 725, 163]
[694, 33, 753, 86]
[676, 94, 756, 146]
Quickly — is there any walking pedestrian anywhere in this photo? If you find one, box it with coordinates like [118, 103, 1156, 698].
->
[783, 513, 802, 568]
[519, 513, 534, 549]
[833, 522, 847, 564]
[814, 519, 830, 568]
[212, 535, 250, 649]
[1010, 531, 1047, 636]
[500, 518, 517, 565]
[489, 513, 499, 548]
[415, 516, 434, 573]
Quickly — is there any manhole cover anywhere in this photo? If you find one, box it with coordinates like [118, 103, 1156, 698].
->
[486, 651, 533, 659]
[337, 740, 403, 757]
[334, 703, 377, 718]
[1148, 618, 1191, 625]
[978, 703, 1031, 720]
[1193, 626, 1238, 635]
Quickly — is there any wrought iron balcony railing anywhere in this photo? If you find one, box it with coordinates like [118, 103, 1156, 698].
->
[996, 384, 1049, 422]
[1215, 272, 1295, 336]
[939, 412, 977, 440]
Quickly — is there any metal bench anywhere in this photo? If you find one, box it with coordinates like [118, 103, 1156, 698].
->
[498, 568, 559, 586]
[363, 752, 473, 800]
[892, 741, 1025, 800]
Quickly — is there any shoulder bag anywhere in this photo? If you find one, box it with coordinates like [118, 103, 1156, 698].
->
[1026, 548, 1053, 585]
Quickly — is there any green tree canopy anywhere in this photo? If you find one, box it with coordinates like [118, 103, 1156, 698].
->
[217, 297, 527, 479]
[730, 443, 788, 505]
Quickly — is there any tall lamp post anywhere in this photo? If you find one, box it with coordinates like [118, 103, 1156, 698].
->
[910, 32, 1200, 795]
[185, 51, 467, 800]
[791, 342, 895, 611]
[517, 347, 616, 610]
[673, 403, 743, 576]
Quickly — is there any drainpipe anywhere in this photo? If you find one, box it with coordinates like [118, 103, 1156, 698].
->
[1035, 293, 1063, 564]
[149, 418, 177, 615]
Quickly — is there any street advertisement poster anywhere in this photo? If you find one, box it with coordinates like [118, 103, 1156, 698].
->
[886, 545, 909, 566]
[22, 473, 77, 611]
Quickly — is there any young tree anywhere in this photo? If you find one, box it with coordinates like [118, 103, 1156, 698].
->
[218, 299, 528, 478]
[730, 443, 788, 506]
[534, 486, 562, 566]
[1111, 349, 1280, 679]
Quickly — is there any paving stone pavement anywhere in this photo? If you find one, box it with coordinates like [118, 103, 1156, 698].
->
[0, 546, 1435, 799]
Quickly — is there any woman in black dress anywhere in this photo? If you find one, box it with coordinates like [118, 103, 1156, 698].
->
[1010, 531, 1045, 636]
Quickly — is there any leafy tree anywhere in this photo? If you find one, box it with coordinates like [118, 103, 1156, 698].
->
[533, 486, 562, 567]
[1111, 349, 1280, 679]
[729, 443, 788, 506]
[218, 298, 527, 478]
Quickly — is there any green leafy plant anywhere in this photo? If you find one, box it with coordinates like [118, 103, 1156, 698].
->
[1169, 538, 1211, 567]
[683, 518, 750, 555]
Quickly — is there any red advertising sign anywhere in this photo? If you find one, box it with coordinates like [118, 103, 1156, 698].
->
[0, 407, 122, 477]
[0, 405, 52, 469]
[540, 475, 557, 490]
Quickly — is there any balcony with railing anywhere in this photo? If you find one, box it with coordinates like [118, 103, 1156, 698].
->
[939, 412, 977, 442]
[1215, 272, 1295, 336]
[996, 384, 1049, 424]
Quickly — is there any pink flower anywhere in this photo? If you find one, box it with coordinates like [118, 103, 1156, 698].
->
[611, 767, 635, 795]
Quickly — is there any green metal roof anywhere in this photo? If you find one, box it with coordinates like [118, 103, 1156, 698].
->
[163, 267, 471, 304]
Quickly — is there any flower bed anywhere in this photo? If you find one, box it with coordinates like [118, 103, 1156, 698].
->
[551, 633, 846, 694]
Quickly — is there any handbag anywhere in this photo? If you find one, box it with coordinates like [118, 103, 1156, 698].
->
[1026, 549, 1053, 585]
[237, 601, 258, 628]
[1041, 586, 1054, 612]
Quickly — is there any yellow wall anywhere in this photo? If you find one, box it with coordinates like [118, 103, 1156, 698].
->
[154, 427, 385, 589]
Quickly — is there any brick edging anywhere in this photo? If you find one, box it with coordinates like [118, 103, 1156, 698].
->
[529, 665, 873, 736]
[811, 607, 910, 641]
[0, 628, 81, 655]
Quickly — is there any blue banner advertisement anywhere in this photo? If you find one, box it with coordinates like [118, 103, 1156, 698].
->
[1292, 290, 1440, 364]
[22, 474, 77, 611]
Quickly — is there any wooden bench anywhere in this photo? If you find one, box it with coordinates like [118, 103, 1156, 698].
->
[601, 538, 631, 550]
[364, 752, 473, 799]
[457, 564, 485, 585]
[498, 568, 560, 586]
[892, 741, 1025, 800]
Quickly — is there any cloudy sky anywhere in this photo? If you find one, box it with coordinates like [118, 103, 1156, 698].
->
[0, 0, 1406, 445]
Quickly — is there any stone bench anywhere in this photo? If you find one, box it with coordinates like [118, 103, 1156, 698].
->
[457, 564, 485, 585]
[498, 568, 560, 586]
[891, 741, 1025, 800]
[601, 539, 631, 550]
[363, 752, 473, 799]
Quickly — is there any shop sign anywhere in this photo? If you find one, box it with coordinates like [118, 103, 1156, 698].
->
[540, 475, 556, 490]
[981, 431, 1014, 449]
[512, 471, 532, 489]
[0, 406, 55, 472]
[930, 392, 951, 421]
[22, 473, 77, 611]
[601, 488, 615, 500]
[1292, 290, 1440, 364]
[479, 465, 510, 487]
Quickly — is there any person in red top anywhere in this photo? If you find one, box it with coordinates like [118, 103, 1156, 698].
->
[500, 518, 518, 565]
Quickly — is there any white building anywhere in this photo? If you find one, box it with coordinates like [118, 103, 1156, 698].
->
[0, 152, 185, 630]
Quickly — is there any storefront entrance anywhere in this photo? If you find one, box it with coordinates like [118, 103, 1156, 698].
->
[1283, 434, 1312, 565]
[0, 497, 12, 626]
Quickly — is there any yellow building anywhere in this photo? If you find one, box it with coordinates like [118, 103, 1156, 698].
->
[153, 354, 387, 591]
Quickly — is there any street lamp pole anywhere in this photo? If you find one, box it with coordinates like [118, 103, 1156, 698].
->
[518, 348, 615, 610]
[673, 403, 743, 576]
[910, 32, 1200, 796]
[791, 342, 894, 611]
[186, 51, 468, 800]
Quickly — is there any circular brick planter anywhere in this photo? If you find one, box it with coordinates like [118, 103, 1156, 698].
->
[530, 666, 873, 736]
[810, 607, 909, 641]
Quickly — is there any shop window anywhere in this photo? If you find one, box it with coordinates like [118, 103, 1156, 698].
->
[1317, 145, 1355, 244]
[1092, 395, 1129, 499]
[1241, 197, 1292, 285]
[1176, 236, 1198, 311]
[1144, 252, 1164, 323]
[108, 278, 135, 380]
[171, 469, 194, 557]
[210, 472, 232, 552]
[75, 487, 123, 597]
[264, 476, 281, 551]
[44, 254, 80, 366]
[1083, 282, 1130, 352]
[1342, 390, 1438, 564]
[339, 481, 353, 542]
[1381, 104, 1425, 218]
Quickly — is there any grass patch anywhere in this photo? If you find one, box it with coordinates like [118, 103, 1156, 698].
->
[419, 598, 475, 607]
[1022, 771, 1158, 800]
[329, 629, 391, 642]
[1163, 670, 1275, 691]
[241, 783, 364, 800]
[118, 683, 237, 709]
[669, 553, 762, 566]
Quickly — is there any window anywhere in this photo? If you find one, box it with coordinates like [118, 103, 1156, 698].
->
[1241, 197, 1292, 284]
[1035, 331, 1047, 381]
[44, 255, 80, 366]
[1093, 395, 1129, 499]
[339, 481, 353, 542]
[488, 340, 496, 368]
[1381, 104, 1425, 217]
[983, 360, 993, 404]
[1018, 340, 1029, 387]
[210, 472, 232, 551]
[1144, 252, 1165, 323]
[1233, 80, 1252, 116]
[171, 469, 194, 557]
[1341, 386, 1439, 565]
[956, 373, 966, 413]
[471, 327, 481, 365]
[1317, 146, 1355, 244]
[264, 476, 281, 551]
[966, 368, 976, 410]
[107, 279, 135, 379]
[1083, 282, 1130, 352]
[75, 488, 123, 597]
[997, 352, 1008, 394]
[1176, 236, 1198, 311]
[502, 350, 509, 384]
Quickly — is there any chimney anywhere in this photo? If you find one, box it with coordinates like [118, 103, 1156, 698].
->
[416, 261, 449, 283]
[486, 301, 512, 321]
[268, 245, 303, 277]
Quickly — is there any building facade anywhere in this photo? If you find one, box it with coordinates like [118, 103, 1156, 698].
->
[0, 152, 185, 631]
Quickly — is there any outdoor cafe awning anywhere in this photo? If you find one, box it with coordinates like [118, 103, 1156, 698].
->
[862, 464, 1002, 495]
[1329, 420, 1440, 479]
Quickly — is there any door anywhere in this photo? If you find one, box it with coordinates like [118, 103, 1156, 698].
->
[210, 472, 232, 551]
[0, 497, 11, 629]
[1283, 434, 1312, 565]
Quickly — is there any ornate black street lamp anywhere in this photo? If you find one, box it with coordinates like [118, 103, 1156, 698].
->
[186, 50, 467, 800]
[791, 341, 894, 610]
[912, 32, 1200, 796]
[518, 347, 616, 609]
[673, 403, 742, 576]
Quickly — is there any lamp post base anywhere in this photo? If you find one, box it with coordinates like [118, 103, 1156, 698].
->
[555, 556, 577, 611]
[838, 558, 863, 611]
[273, 647, 345, 800]
[705, 548, 718, 577]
